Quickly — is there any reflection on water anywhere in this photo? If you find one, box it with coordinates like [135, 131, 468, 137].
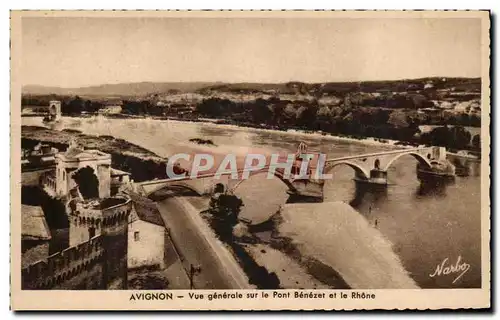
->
[22, 116, 482, 288]
[349, 183, 388, 208]
[416, 181, 451, 198]
[450, 157, 481, 177]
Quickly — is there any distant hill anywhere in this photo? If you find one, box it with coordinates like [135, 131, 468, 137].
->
[22, 77, 481, 98]
[22, 82, 224, 97]
[197, 77, 481, 95]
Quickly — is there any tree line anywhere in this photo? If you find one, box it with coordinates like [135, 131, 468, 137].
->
[420, 126, 480, 152]
[194, 97, 480, 151]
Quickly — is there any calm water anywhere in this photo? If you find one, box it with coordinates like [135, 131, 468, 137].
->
[23, 116, 482, 288]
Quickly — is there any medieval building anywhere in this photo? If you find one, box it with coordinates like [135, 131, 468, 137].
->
[21, 141, 132, 290]
[126, 192, 166, 270]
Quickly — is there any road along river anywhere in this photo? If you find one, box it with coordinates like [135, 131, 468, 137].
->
[155, 190, 251, 289]
[22, 116, 482, 288]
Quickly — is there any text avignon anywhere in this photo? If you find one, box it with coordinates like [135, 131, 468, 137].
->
[130, 292, 174, 301]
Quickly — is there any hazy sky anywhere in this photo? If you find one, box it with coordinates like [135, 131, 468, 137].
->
[21, 17, 482, 87]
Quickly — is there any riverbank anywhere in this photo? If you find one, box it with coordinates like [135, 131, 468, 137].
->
[273, 202, 419, 289]
[196, 186, 417, 289]
[21, 125, 169, 182]
[201, 199, 420, 289]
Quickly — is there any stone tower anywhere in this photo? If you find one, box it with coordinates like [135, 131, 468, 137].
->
[64, 147, 131, 289]
[49, 100, 62, 121]
[100, 197, 132, 289]
[68, 196, 132, 289]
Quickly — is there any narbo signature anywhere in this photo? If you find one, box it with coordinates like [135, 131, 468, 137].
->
[429, 256, 470, 284]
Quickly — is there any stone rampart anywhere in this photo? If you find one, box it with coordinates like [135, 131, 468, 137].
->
[22, 235, 104, 289]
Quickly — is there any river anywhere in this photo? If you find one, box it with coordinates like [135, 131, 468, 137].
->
[22, 116, 482, 289]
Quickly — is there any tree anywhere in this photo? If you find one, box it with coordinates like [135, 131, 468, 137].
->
[388, 110, 409, 128]
[67, 96, 84, 114]
[330, 106, 343, 118]
[420, 125, 472, 150]
[122, 100, 150, 115]
[472, 134, 481, 150]
[269, 100, 285, 126]
[251, 98, 272, 124]
[449, 126, 472, 150]
[295, 105, 318, 129]
[196, 98, 234, 117]
[84, 100, 92, 113]
[316, 106, 332, 131]
[208, 194, 243, 242]
[281, 104, 298, 126]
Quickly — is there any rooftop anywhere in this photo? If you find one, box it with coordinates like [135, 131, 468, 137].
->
[128, 192, 165, 227]
[59, 148, 110, 161]
[57, 140, 111, 162]
[111, 168, 131, 176]
[78, 196, 129, 210]
[22, 205, 51, 241]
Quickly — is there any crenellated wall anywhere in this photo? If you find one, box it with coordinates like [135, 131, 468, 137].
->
[100, 199, 131, 289]
[22, 235, 105, 290]
[22, 199, 132, 290]
[69, 197, 131, 247]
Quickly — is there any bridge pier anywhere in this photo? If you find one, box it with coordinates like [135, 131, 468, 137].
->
[416, 162, 456, 183]
[354, 169, 388, 187]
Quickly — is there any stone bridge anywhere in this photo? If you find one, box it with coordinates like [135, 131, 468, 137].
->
[135, 169, 296, 197]
[322, 146, 449, 184]
[134, 146, 453, 200]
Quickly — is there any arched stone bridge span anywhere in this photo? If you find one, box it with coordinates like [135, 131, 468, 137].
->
[323, 146, 447, 181]
[133, 146, 452, 200]
[135, 168, 296, 197]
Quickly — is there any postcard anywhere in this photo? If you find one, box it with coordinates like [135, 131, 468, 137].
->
[10, 10, 490, 310]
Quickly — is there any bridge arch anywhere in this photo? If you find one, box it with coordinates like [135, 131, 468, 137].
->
[382, 152, 432, 171]
[145, 182, 204, 197]
[324, 161, 371, 180]
[229, 170, 297, 194]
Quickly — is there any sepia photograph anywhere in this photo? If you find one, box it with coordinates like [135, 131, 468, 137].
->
[10, 10, 490, 310]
